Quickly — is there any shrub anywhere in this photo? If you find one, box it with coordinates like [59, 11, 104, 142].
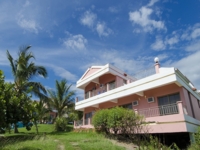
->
[92, 107, 146, 136]
[188, 126, 200, 150]
[107, 107, 127, 135]
[92, 109, 109, 133]
[54, 117, 68, 132]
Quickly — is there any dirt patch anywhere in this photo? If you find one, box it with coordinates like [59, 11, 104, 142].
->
[110, 139, 138, 150]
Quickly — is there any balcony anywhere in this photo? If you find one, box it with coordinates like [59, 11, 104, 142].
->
[84, 81, 118, 100]
[137, 103, 179, 118]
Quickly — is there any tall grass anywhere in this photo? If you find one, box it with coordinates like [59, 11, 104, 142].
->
[0, 124, 126, 150]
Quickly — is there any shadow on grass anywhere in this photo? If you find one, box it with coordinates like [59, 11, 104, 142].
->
[18, 147, 41, 150]
[0, 135, 44, 148]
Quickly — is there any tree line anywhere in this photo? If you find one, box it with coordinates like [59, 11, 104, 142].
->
[0, 45, 80, 134]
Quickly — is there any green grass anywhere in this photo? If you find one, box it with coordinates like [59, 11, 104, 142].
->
[0, 124, 125, 150]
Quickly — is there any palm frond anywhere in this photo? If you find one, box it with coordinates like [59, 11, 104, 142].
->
[6, 50, 17, 77]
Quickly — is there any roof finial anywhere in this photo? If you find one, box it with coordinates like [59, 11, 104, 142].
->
[154, 57, 159, 63]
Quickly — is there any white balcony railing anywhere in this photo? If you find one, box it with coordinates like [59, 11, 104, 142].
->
[137, 103, 179, 118]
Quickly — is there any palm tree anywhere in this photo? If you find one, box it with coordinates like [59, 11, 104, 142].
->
[47, 79, 75, 118]
[6, 45, 48, 132]
[6, 45, 48, 98]
[32, 100, 51, 134]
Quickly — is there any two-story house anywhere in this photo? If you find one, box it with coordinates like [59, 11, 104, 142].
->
[74, 58, 200, 145]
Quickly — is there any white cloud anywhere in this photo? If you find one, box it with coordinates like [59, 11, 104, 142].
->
[181, 23, 200, 41]
[17, 18, 40, 34]
[191, 28, 200, 39]
[151, 36, 166, 50]
[165, 35, 179, 46]
[49, 65, 78, 82]
[71, 84, 84, 100]
[172, 51, 200, 89]
[80, 11, 96, 28]
[23, 1, 30, 7]
[80, 10, 112, 37]
[81, 50, 146, 75]
[108, 6, 120, 13]
[96, 22, 112, 37]
[63, 34, 87, 50]
[147, 0, 159, 7]
[129, 0, 165, 33]
[185, 40, 200, 51]
[151, 23, 200, 51]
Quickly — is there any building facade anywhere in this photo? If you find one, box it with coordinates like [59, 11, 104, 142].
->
[74, 59, 200, 144]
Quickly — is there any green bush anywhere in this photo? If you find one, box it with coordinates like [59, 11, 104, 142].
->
[107, 107, 126, 134]
[54, 117, 68, 132]
[92, 107, 145, 136]
[92, 109, 109, 133]
[188, 127, 200, 150]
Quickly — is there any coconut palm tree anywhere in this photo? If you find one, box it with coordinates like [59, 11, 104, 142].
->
[6, 45, 48, 98]
[6, 45, 48, 132]
[47, 79, 75, 118]
[32, 100, 51, 134]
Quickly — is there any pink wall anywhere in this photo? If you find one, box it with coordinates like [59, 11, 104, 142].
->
[99, 74, 116, 84]
[85, 82, 96, 92]
[84, 83, 183, 113]
[182, 88, 193, 117]
[85, 73, 116, 93]
[82, 68, 100, 80]
[190, 93, 200, 120]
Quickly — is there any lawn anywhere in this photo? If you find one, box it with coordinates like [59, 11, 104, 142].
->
[0, 124, 126, 150]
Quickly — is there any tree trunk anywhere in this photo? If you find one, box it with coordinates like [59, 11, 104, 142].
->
[34, 119, 39, 134]
[14, 123, 19, 133]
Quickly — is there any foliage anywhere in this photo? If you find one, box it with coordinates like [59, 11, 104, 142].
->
[107, 107, 127, 134]
[0, 70, 33, 132]
[6, 45, 48, 133]
[6, 46, 48, 99]
[0, 70, 7, 129]
[92, 107, 146, 138]
[188, 126, 200, 150]
[47, 79, 75, 118]
[92, 109, 109, 133]
[54, 117, 69, 132]
[31, 100, 52, 134]
[137, 136, 180, 150]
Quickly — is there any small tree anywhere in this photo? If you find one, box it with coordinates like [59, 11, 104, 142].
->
[0, 70, 7, 131]
[92, 109, 109, 133]
[107, 107, 126, 135]
[32, 100, 51, 134]
[47, 79, 75, 118]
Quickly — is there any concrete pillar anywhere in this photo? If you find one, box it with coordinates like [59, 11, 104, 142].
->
[83, 113, 85, 125]
[107, 83, 109, 91]
[89, 91, 91, 98]
[177, 101, 183, 114]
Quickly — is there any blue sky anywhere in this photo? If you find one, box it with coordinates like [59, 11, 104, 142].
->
[0, 0, 200, 99]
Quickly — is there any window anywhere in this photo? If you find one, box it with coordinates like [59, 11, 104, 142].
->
[158, 93, 180, 106]
[147, 97, 155, 103]
[133, 101, 139, 106]
[122, 103, 132, 109]
[109, 81, 115, 90]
